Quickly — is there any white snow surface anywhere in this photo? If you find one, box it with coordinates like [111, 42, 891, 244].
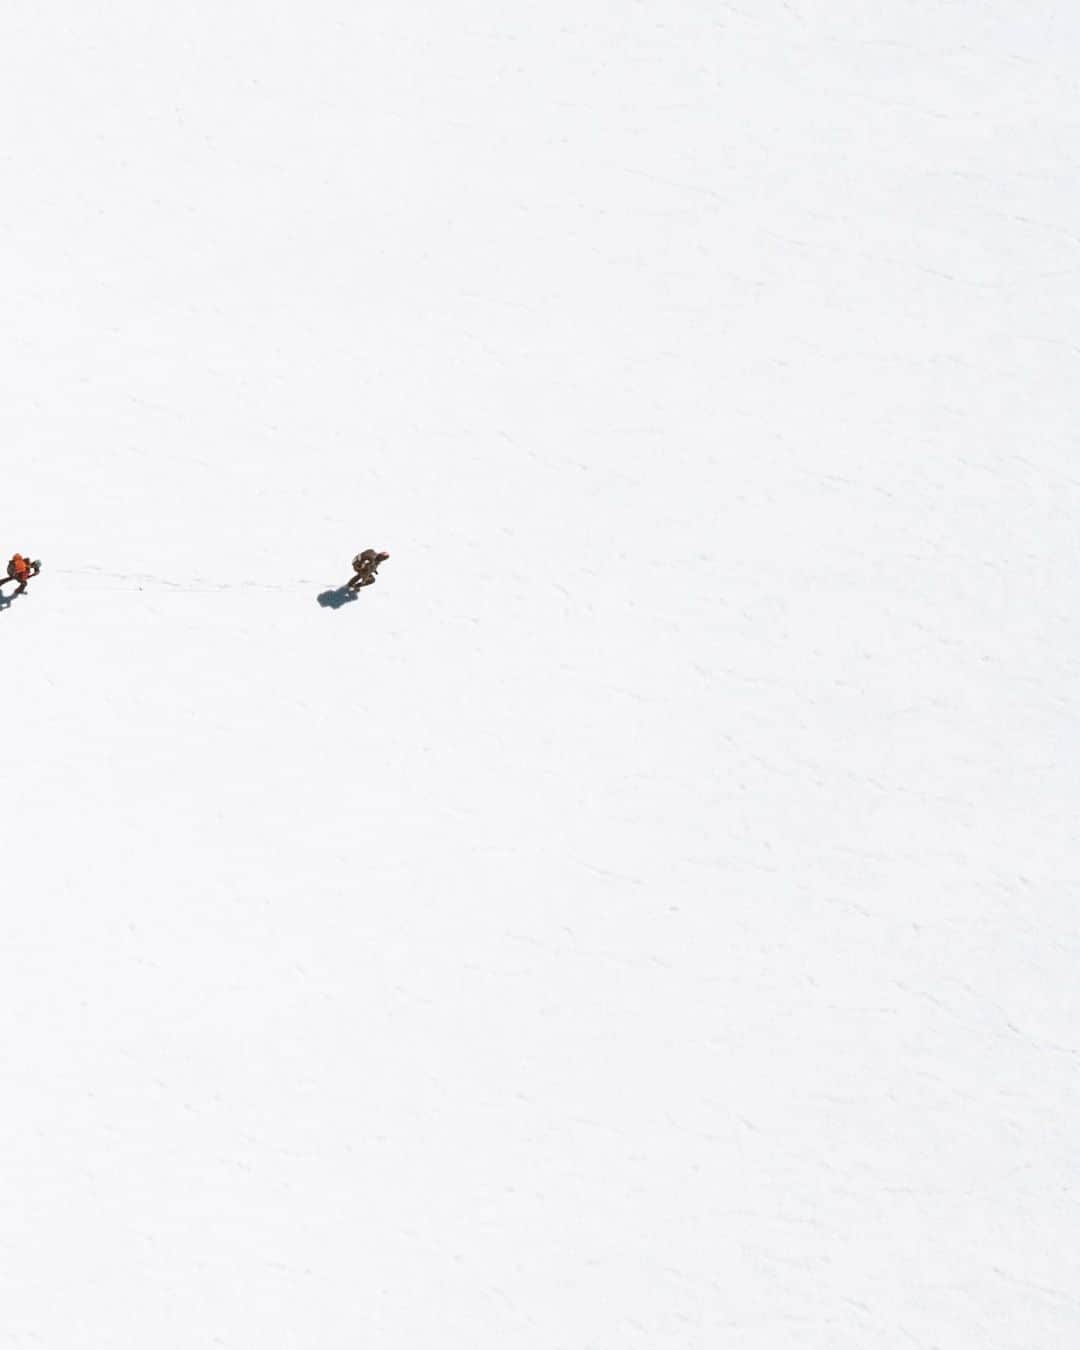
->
[3, 2, 1079, 1346]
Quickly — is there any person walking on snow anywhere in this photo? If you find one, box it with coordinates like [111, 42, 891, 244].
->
[4, 553, 40, 596]
[348, 549, 390, 591]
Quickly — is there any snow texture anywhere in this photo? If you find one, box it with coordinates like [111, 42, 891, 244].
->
[3, 2, 1079, 1346]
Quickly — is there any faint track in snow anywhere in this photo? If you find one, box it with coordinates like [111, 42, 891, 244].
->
[54, 566, 321, 594]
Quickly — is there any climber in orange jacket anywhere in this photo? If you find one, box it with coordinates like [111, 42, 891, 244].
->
[4, 553, 40, 596]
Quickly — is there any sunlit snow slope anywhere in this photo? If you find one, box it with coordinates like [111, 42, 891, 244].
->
[3, 3, 1079, 1347]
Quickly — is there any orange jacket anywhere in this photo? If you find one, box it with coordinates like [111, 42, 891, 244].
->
[8, 554, 29, 580]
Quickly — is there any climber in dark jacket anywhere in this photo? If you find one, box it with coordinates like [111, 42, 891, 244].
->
[348, 549, 390, 591]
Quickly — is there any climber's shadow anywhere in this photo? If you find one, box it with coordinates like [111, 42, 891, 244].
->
[316, 585, 359, 610]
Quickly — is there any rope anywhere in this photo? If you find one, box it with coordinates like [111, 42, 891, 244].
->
[49, 567, 324, 594]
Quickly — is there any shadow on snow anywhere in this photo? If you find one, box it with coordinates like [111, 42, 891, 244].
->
[316, 586, 359, 610]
